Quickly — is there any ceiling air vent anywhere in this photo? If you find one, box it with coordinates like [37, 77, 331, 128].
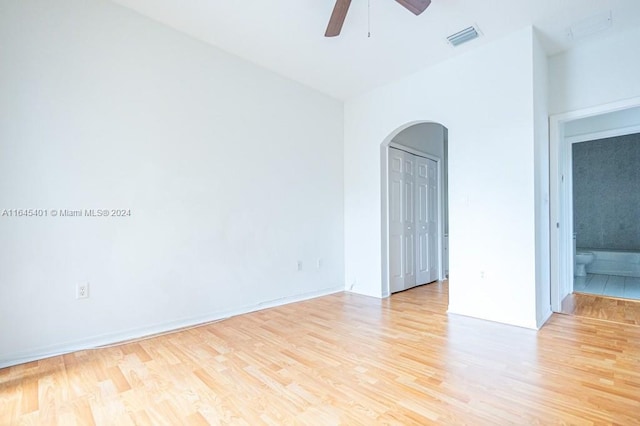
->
[447, 26, 480, 47]
[567, 11, 612, 40]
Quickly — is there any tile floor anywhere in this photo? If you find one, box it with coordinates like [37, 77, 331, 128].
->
[574, 273, 640, 300]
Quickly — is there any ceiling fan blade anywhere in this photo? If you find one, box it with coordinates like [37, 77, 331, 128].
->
[395, 0, 431, 15]
[325, 0, 352, 37]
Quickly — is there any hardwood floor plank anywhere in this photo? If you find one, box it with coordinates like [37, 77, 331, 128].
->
[185, 411, 209, 426]
[2, 281, 640, 424]
[19, 368, 39, 415]
[71, 397, 96, 426]
[562, 291, 640, 326]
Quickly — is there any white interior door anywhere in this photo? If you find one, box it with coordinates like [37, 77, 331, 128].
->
[416, 157, 439, 285]
[389, 149, 405, 293]
[389, 147, 439, 293]
[402, 153, 416, 290]
[415, 157, 429, 284]
[426, 158, 439, 283]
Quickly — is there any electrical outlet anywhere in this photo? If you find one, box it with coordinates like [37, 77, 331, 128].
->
[297, 261, 303, 271]
[77, 282, 89, 299]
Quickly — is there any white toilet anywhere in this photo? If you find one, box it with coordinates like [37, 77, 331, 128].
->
[575, 251, 594, 277]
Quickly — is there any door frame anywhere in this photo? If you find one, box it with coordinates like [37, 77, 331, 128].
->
[382, 141, 445, 297]
[549, 96, 640, 311]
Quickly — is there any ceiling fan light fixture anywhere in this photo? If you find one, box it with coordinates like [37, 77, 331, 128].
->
[447, 26, 480, 47]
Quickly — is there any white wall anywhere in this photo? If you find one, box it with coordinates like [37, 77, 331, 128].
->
[0, 0, 344, 366]
[549, 26, 640, 115]
[345, 27, 542, 328]
[533, 31, 551, 328]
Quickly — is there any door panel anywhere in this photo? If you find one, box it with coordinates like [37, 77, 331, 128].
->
[389, 148, 405, 293]
[427, 159, 439, 282]
[402, 154, 416, 289]
[415, 157, 430, 284]
[389, 147, 439, 293]
[404, 233, 415, 288]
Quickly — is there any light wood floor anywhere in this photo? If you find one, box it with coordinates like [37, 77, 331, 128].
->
[2, 281, 640, 425]
[561, 291, 640, 326]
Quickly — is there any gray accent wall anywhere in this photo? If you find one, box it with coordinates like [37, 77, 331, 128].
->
[573, 133, 640, 250]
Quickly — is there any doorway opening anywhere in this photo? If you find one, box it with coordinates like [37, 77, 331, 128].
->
[380, 122, 449, 297]
[550, 97, 640, 312]
[572, 128, 640, 300]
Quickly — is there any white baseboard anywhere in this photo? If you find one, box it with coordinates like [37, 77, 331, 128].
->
[0, 285, 343, 369]
[347, 286, 384, 298]
[447, 305, 539, 330]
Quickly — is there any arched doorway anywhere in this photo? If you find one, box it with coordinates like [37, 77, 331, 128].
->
[380, 122, 449, 296]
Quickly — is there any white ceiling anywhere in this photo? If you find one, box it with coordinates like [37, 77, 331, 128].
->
[110, 0, 640, 100]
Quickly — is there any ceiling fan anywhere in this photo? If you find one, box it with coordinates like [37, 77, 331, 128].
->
[325, 0, 432, 37]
